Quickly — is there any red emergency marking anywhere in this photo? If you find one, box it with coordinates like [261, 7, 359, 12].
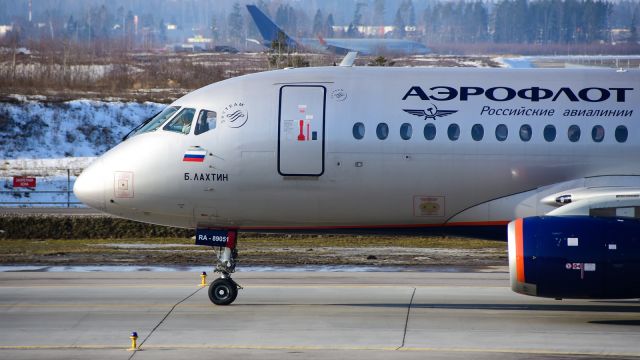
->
[13, 177, 36, 188]
[515, 218, 525, 283]
[298, 120, 306, 141]
[306, 123, 310, 141]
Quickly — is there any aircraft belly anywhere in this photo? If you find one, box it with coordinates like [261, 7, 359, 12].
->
[220, 151, 609, 228]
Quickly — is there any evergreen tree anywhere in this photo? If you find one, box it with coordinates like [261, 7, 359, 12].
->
[313, 9, 324, 36]
[124, 10, 135, 42]
[275, 4, 297, 35]
[630, 6, 638, 44]
[116, 6, 125, 37]
[92, 5, 110, 40]
[406, 0, 416, 26]
[227, 2, 244, 46]
[373, 0, 385, 26]
[210, 15, 219, 41]
[276, 5, 287, 27]
[159, 19, 167, 43]
[394, 6, 406, 38]
[66, 15, 77, 40]
[473, 1, 489, 42]
[347, 2, 366, 37]
[325, 13, 335, 38]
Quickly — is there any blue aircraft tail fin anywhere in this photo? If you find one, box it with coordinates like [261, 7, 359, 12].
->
[246, 5, 298, 49]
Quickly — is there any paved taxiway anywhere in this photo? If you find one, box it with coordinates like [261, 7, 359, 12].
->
[0, 270, 639, 359]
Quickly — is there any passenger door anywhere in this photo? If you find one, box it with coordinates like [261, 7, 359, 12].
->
[277, 85, 326, 176]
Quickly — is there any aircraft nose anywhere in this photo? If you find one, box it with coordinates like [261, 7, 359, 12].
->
[73, 159, 107, 211]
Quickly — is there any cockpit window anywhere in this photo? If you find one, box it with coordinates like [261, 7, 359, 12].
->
[136, 106, 180, 134]
[163, 108, 196, 134]
[195, 110, 217, 135]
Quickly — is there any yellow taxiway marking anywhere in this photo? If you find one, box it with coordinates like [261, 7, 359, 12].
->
[1, 344, 637, 357]
[399, 347, 640, 357]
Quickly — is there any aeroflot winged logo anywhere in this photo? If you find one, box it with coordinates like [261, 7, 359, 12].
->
[403, 104, 457, 120]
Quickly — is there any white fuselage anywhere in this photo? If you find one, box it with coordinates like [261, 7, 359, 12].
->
[74, 67, 639, 232]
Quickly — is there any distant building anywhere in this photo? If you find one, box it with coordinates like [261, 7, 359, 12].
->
[187, 35, 213, 45]
[0, 25, 12, 38]
[610, 28, 635, 44]
[173, 43, 205, 52]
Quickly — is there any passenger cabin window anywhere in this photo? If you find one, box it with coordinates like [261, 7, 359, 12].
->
[592, 125, 605, 143]
[376, 123, 389, 140]
[519, 124, 532, 142]
[424, 123, 436, 140]
[495, 124, 508, 142]
[543, 125, 556, 142]
[567, 125, 581, 142]
[471, 124, 484, 141]
[448, 124, 460, 141]
[400, 123, 412, 140]
[615, 125, 628, 143]
[195, 110, 217, 135]
[353, 122, 365, 140]
[163, 108, 196, 134]
[136, 106, 180, 134]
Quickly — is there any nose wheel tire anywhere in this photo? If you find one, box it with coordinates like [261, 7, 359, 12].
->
[208, 278, 238, 305]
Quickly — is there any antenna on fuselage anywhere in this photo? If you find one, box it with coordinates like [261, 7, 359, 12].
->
[339, 52, 358, 67]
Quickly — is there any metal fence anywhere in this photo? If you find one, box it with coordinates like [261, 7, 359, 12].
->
[0, 168, 84, 208]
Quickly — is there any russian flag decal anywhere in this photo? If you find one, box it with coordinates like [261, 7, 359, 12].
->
[183, 149, 207, 162]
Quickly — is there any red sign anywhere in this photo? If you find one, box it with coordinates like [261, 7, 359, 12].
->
[13, 177, 36, 188]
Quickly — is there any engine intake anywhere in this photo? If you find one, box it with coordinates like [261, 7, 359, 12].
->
[508, 216, 640, 299]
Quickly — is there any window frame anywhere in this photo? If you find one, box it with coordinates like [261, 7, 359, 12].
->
[423, 123, 436, 140]
[447, 123, 460, 141]
[400, 123, 412, 140]
[136, 106, 180, 135]
[163, 107, 197, 135]
[194, 109, 218, 136]
[519, 124, 532, 142]
[376, 123, 389, 140]
[543, 124, 556, 142]
[591, 125, 605, 143]
[615, 125, 628, 143]
[495, 124, 508, 142]
[567, 125, 581, 143]
[471, 124, 484, 141]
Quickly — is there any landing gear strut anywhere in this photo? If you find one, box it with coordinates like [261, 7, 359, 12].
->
[208, 230, 242, 305]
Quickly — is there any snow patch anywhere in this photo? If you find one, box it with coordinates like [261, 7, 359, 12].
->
[495, 56, 534, 68]
[0, 99, 164, 159]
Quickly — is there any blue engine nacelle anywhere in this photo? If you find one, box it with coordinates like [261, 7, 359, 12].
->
[508, 216, 640, 299]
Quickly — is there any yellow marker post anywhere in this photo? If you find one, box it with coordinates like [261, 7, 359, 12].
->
[127, 331, 140, 352]
[199, 271, 207, 287]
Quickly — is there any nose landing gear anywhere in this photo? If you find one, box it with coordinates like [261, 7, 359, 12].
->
[207, 230, 242, 305]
